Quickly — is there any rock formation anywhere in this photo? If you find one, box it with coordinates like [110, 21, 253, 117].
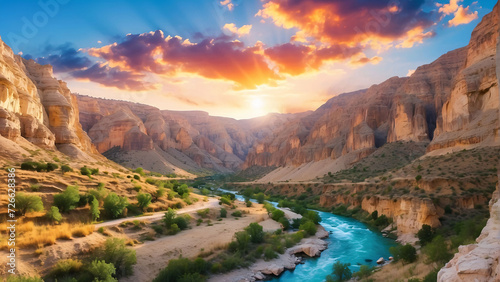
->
[0, 36, 97, 159]
[438, 182, 500, 282]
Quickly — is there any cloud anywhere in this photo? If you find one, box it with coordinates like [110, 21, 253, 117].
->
[448, 5, 478, 27]
[438, 0, 461, 15]
[25, 44, 91, 72]
[71, 63, 156, 91]
[397, 27, 436, 48]
[256, 0, 437, 50]
[349, 55, 383, 67]
[87, 30, 280, 89]
[220, 0, 234, 11]
[223, 23, 252, 37]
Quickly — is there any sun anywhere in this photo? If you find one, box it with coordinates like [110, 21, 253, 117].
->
[251, 97, 265, 109]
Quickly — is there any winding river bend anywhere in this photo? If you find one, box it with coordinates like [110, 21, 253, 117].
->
[220, 188, 396, 281]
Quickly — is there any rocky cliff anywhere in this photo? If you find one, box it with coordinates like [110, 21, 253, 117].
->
[243, 5, 499, 179]
[77, 95, 303, 173]
[0, 36, 97, 160]
[438, 181, 500, 282]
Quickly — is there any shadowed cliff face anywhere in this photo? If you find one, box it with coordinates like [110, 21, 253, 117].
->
[0, 36, 97, 160]
[76, 95, 305, 172]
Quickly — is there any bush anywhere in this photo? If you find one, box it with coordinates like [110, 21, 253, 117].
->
[423, 268, 439, 282]
[137, 193, 152, 211]
[61, 165, 73, 173]
[326, 261, 352, 282]
[416, 175, 422, 181]
[245, 223, 264, 243]
[133, 174, 140, 180]
[279, 217, 290, 230]
[103, 193, 129, 218]
[53, 185, 80, 213]
[264, 246, 278, 261]
[423, 235, 452, 263]
[80, 166, 92, 176]
[197, 208, 210, 218]
[299, 220, 317, 236]
[153, 257, 209, 282]
[231, 210, 242, 217]
[220, 208, 227, 218]
[303, 210, 321, 224]
[354, 265, 373, 279]
[374, 214, 390, 227]
[235, 231, 251, 253]
[46, 206, 62, 223]
[177, 184, 190, 197]
[169, 223, 181, 235]
[201, 188, 210, 196]
[46, 162, 58, 172]
[134, 167, 145, 176]
[174, 216, 189, 230]
[255, 192, 266, 204]
[90, 198, 100, 221]
[417, 224, 435, 246]
[97, 238, 137, 278]
[15, 193, 44, 215]
[88, 260, 117, 282]
[220, 196, 232, 206]
[5, 276, 43, 282]
[371, 210, 378, 220]
[49, 259, 83, 278]
[271, 209, 285, 221]
[390, 244, 417, 265]
[163, 208, 177, 228]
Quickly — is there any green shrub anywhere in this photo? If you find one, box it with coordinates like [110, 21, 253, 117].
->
[231, 210, 242, 217]
[61, 165, 73, 173]
[163, 208, 177, 228]
[423, 268, 439, 282]
[279, 217, 290, 230]
[220, 208, 227, 218]
[97, 238, 137, 278]
[134, 175, 140, 180]
[416, 175, 422, 181]
[326, 261, 352, 282]
[390, 244, 417, 264]
[152, 224, 164, 234]
[90, 198, 100, 221]
[146, 178, 156, 185]
[30, 183, 41, 192]
[245, 223, 264, 243]
[235, 231, 251, 253]
[137, 193, 152, 211]
[417, 224, 435, 246]
[89, 187, 109, 205]
[201, 188, 210, 196]
[5, 276, 43, 282]
[197, 208, 210, 218]
[299, 220, 317, 236]
[153, 257, 209, 282]
[46, 206, 62, 223]
[46, 163, 58, 172]
[220, 196, 232, 206]
[169, 223, 181, 235]
[374, 214, 390, 227]
[80, 166, 92, 176]
[255, 192, 266, 204]
[423, 235, 452, 263]
[354, 265, 374, 279]
[15, 193, 44, 215]
[371, 210, 378, 220]
[303, 210, 321, 224]
[264, 246, 278, 261]
[177, 184, 190, 197]
[88, 260, 117, 282]
[271, 209, 285, 221]
[174, 216, 189, 230]
[134, 167, 145, 176]
[49, 259, 83, 278]
[103, 193, 129, 218]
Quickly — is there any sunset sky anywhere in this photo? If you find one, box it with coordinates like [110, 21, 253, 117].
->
[0, 0, 495, 119]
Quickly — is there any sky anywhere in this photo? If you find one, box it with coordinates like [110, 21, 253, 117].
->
[0, 0, 495, 119]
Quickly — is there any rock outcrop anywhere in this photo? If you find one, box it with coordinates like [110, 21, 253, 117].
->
[0, 36, 97, 159]
[438, 181, 500, 282]
[77, 95, 302, 173]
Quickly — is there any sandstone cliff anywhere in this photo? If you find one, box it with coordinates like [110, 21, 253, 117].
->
[77, 95, 303, 173]
[438, 181, 500, 282]
[0, 36, 97, 160]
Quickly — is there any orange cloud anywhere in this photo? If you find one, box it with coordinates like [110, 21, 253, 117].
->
[257, 0, 436, 50]
[223, 23, 252, 37]
[448, 5, 478, 27]
[397, 27, 436, 48]
[438, 0, 461, 15]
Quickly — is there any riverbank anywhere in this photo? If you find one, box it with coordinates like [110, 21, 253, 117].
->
[208, 226, 330, 282]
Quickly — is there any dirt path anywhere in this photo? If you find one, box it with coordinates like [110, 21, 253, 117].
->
[95, 197, 219, 228]
[121, 202, 282, 282]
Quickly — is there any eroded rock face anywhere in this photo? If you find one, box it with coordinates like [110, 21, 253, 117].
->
[438, 181, 500, 282]
[77, 95, 300, 172]
[430, 3, 499, 151]
[0, 36, 95, 157]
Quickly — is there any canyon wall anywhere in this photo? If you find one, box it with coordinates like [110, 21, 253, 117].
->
[0, 36, 97, 160]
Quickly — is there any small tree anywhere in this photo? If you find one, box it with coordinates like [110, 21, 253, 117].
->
[88, 260, 117, 282]
[255, 192, 266, 204]
[61, 165, 73, 174]
[90, 198, 100, 221]
[177, 184, 190, 197]
[15, 193, 44, 215]
[271, 209, 285, 221]
[299, 220, 317, 236]
[137, 193, 152, 211]
[415, 175, 422, 181]
[46, 206, 62, 223]
[234, 231, 251, 253]
[423, 235, 452, 263]
[304, 210, 321, 224]
[326, 261, 352, 282]
[220, 208, 227, 218]
[97, 238, 136, 278]
[53, 186, 80, 213]
[103, 193, 128, 219]
[371, 210, 378, 220]
[163, 208, 177, 228]
[134, 167, 145, 176]
[417, 224, 435, 246]
[245, 223, 264, 243]
[390, 244, 417, 265]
